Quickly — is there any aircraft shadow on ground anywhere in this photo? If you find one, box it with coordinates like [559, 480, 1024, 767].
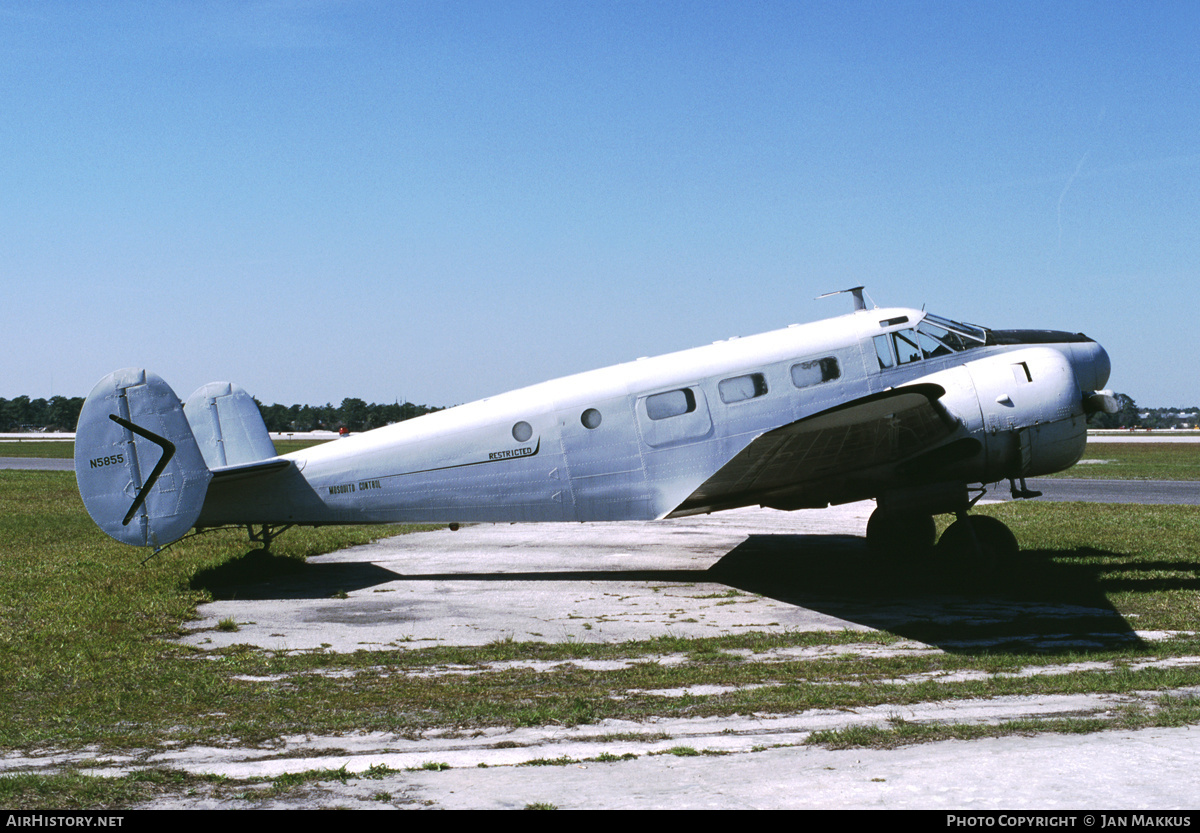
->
[192, 534, 1156, 656]
[707, 534, 1148, 655]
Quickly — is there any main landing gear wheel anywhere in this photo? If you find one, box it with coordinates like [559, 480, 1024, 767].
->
[866, 508, 937, 560]
[936, 515, 1019, 579]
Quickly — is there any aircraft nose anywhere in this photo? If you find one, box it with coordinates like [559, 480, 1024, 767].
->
[1070, 338, 1111, 394]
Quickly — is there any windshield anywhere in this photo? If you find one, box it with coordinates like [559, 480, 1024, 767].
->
[920, 313, 987, 347]
[873, 312, 989, 370]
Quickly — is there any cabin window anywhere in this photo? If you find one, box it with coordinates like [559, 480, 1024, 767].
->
[790, 357, 840, 389]
[512, 421, 533, 442]
[581, 408, 602, 429]
[718, 373, 768, 404]
[646, 388, 697, 421]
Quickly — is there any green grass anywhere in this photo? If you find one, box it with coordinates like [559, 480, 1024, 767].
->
[0, 764, 397, 809]
[0, 470, 433, 751]
[1045, 441, 1200, 481]
[0, 768, 229, 810]
[975, 501, 1200, 631]
[0, 441, 74, 458]
[272, 439, 334, 455]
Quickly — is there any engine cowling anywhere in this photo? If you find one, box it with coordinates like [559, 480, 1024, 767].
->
[917, 346, 1091, 484]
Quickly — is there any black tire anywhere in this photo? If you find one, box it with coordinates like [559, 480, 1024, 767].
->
[866, 508, 937, 560]
[936, 515, 1019, 579]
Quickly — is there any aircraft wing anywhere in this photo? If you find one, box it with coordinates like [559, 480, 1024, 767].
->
[667, 383, 959, 516]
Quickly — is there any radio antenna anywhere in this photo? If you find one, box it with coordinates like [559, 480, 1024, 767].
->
[816, 286, 869, 311]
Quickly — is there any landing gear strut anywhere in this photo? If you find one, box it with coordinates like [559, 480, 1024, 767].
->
[247, 523, 293, 552]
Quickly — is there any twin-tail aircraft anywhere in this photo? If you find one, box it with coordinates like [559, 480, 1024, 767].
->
[75, 288, 1114, 570]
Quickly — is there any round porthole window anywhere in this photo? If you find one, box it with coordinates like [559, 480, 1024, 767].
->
[512, 421, 533, 443]
[581, 408, 602, 429]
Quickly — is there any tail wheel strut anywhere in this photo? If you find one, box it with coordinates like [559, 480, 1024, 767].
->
[247, 524, 294, 551]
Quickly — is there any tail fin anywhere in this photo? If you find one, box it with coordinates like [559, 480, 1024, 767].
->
[75, 369, 212, 548]
[184, 382, 276, 468]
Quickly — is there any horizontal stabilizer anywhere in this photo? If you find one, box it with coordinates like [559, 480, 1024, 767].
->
[210, 456, 293, 481]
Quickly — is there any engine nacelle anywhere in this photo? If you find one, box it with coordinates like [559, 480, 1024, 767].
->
[919, 347, 1088, 484]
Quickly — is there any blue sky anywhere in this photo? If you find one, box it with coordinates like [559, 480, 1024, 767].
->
[3, 1, 1197, 409]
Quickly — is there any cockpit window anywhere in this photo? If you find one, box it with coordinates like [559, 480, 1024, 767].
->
[916, 321, 963, 357]
[917, 326, 953, 358]
[921, 314, 987, 347]
[893, 329, 922, 364]
[874, 334, 895, 369]
[875, 312, 988, 371]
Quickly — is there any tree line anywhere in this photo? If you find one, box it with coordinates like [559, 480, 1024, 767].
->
[0, 395, 442, 433]
[254, 399, 443, 433]
[0, 396, 86, 432]
[1084, 394, 1200, 430]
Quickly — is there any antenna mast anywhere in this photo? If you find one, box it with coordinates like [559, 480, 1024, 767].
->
[816, 286, 869, 311]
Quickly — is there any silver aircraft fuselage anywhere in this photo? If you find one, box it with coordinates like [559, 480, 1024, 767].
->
[193, 305, 1111, 530]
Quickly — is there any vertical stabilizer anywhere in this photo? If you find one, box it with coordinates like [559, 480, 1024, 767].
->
[74, 369, 212, 548]
[184, 382, 276, 468]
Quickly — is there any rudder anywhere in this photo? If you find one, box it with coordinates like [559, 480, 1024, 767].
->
[184, 381, 276, 468]
[74, 368, 212, 548]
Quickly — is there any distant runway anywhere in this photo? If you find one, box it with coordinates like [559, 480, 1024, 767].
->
[0, 457, 73, 471]
[1026, 478, 1200, 505]
[1089, 432, 1200, 443]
